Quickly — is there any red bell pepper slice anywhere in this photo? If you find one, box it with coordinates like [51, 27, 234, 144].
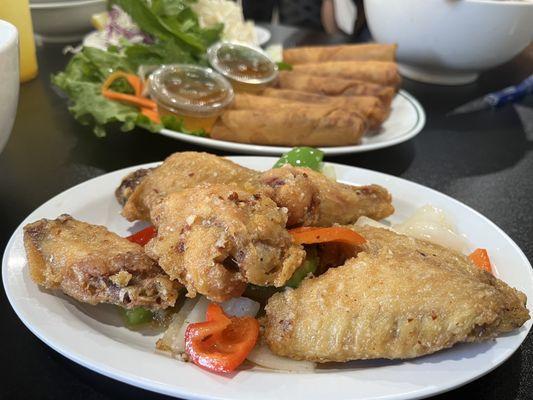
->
[126, 225, 157, 246]
[185, 303, 259, 374]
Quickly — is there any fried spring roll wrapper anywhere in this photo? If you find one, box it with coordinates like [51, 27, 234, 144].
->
[211, 108, 366, 147]
[283, 43, 397, 64]
[292, 61, 400, 87]
[234, 92, 389, 130]
[259, 89, 390, 130]
[278, 71, 395, 103]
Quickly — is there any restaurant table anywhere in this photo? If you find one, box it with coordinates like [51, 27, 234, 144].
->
[1, 24, 532, 400]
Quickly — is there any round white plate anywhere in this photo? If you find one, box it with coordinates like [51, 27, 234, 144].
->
[254, 25, 271, 46]
[3, 157, 531, 400]
[159, 90, 425, 155]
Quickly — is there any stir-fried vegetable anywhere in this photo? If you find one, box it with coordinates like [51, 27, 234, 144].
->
[469, 248, 492, 273]
[126, 225, 157, 246]
[394, 205, 470, 254]
[247, 341, 316, 371]
[289, 226, 366, 246]
[273, 147, 324, 171]
[123, 307, 154, 325]
[286, 248, 319, 288]
[185, 303, 259, 373]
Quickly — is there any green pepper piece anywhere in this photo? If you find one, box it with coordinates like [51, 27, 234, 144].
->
[123, 307, 154, 325]
[273, 147, 324, 172]
[286, 248, 319, 288]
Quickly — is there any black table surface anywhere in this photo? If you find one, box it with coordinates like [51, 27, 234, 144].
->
[1, 24, 532, 400]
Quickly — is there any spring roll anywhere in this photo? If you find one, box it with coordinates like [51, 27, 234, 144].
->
[283, 43, 397, 64]
[292, 61, 400, 87]
[211, 108, 366, 147]
[278, 71, 395, 103]
[235, 92, 389, 130]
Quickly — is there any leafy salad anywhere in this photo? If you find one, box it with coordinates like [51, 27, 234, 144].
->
[53, 0, 253, 137]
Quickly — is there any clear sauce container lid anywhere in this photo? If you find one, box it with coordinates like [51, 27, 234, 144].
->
[207, 41, 278, 85]
[148, 64, 234, 115]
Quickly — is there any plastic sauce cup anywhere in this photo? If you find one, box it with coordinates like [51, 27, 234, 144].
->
[148, 64, 234, 133]
[207, 41, 278, 93]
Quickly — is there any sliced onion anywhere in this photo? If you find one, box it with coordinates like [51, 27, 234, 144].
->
[221, 297, 260, 318]
[394, 205, 470, 254]
[355, 216, 395, 231]
[321, 164, 337, 180]
[157, 297, 199, 354]
[247, 341, 316, 372]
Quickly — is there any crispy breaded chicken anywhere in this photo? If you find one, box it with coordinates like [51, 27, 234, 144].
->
[23, 215, 180, 309]
[260, 165, 394, 226]
[145, 185, 306, 302]
[120, 152, 263, 222]
[264, 226, 529, 362]
[116, 152, 394, 227]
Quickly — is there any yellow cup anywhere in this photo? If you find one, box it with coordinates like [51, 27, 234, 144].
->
[0, 0, 38, 82]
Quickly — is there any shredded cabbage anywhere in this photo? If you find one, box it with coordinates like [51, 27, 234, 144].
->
[190, 0, 257, 45]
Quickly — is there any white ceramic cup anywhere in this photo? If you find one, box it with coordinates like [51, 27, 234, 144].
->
[0, 20, 19, 153]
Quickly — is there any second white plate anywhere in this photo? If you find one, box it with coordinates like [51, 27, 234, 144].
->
[159, 90, 425, 155]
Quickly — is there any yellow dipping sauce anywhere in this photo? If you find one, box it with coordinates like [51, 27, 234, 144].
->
[207, 42, 278, 93]
[148, 64, 234, 133]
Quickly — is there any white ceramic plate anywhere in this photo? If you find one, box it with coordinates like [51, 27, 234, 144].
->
[159, 90, 425, 155]
[254, 25, 271, 46]
[3, 157, 531, 400]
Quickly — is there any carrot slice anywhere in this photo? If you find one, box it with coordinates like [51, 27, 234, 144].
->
[102, 90, 158, 110]
[102, 71, 143, 96]
[468, 248, 492, 273]
[140, 107, 161, 124]
[101, 71, 159, 123]
[289, 226, 366, 246]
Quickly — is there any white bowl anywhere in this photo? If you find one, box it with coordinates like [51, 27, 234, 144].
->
[30, 0, 106, 43]
[364, 0, 533, 85]
[0, 20, 19, 153]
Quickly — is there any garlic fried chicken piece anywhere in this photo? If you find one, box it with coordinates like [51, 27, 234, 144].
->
[264, 226, 529, 362]
[145, 185, 305, 302]
[23, 215, 180, 309]
[260, 165, 394, 226]
[119, 152, 264, 222]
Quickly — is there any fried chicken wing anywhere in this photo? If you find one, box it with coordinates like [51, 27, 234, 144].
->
[264, 226, 529, 362]
[260, 165, 394, 226]
[120, 152, 263, 222]
[23, 215, 180, 309]
[116, 152, 394, 228]
[145, 185, 305, 302]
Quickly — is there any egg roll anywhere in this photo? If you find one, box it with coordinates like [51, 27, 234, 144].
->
[278, 71, 395, 103]
[283, 43, 397, 64]
[211, 108, 366, 147]
[292, 61, 400, 87]
[235, 92, 389, 130]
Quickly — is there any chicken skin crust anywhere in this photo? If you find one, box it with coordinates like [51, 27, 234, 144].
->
[120, 152, 263, 222]
[116, 152, 394, 228]
[260, 165, 394, 226]
[264, 226, 529, 362]
[145, 185, 305, 302]
[23, 215, 180, 309]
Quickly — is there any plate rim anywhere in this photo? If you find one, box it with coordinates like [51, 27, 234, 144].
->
[3, 156, 531, 400]
[158, 90, 426, 155]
